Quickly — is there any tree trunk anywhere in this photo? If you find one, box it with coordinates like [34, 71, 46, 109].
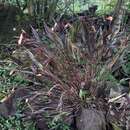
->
[111, 0, 127, 40]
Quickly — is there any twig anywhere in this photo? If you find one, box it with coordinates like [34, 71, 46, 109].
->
[108, 93, 126, 103]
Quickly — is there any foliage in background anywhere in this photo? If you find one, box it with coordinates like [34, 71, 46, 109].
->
[0, 0, 121, 28]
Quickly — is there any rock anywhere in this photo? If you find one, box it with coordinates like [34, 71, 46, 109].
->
[0, 102, 10, 117]
[0, 88, 32, 117]
[76, 108, 106, 130]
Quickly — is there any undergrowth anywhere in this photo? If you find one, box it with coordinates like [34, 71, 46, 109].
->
[0, 115, 35, 130]
[0, 64, 29, 99]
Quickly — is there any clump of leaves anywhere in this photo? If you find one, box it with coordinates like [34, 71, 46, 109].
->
[9, 14, 128, 130]
[0, 115, 36, 130]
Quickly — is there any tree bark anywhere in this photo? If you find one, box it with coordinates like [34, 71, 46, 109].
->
[111, 0, 127, 39]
